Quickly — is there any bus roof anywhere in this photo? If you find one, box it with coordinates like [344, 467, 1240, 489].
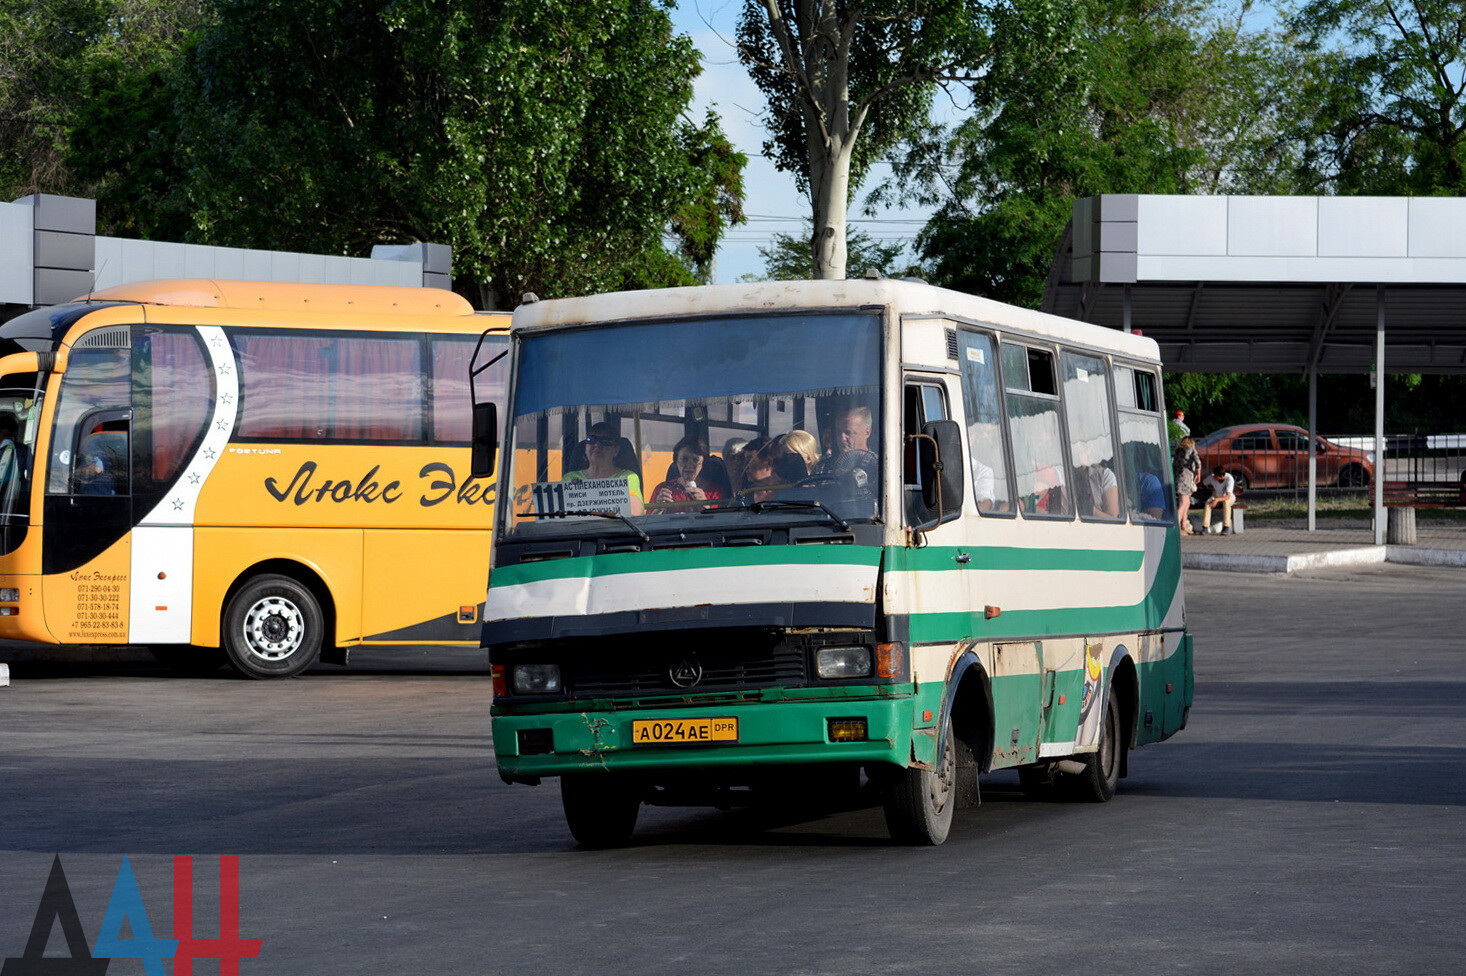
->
[84, 279, 476, 317]
[511, 278, 1161, 362]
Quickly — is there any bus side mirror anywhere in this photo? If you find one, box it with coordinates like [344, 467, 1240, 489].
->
[918, 419, 964, 525]
[471, 402, 499, 478]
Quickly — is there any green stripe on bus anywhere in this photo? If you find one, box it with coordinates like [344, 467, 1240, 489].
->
[883, 545, 1145, 573]
[904, 534, 1181, 642]
[491, 544, 882, 587]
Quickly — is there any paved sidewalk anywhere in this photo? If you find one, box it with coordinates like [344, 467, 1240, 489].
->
[1182, 516, 1466, 573]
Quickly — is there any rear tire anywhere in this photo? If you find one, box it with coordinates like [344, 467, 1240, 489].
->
[1065, 692, 1122, 802]
[561, 774, 641, 849]
[222, 575, 323, 679]
[882, 716, 957, 845]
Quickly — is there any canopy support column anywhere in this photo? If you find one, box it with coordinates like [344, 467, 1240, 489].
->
[1374, 287, 1386, 545]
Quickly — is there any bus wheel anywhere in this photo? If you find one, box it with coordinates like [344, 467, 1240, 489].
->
[1066, 692, 1121, 802]
[882, 716, 956, 845]
[222, 575, 323, 679]
[561, 774, 640, 849]
[147, 645, 226, 676]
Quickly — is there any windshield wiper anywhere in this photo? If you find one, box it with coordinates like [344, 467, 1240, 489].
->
[516, 509, 651, 543]
[747, 499, 855, 531]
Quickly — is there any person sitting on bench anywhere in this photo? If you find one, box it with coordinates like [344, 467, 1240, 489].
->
[1201, 466, 1236, 535]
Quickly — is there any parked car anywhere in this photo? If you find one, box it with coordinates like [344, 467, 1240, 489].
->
[1194, 423, 1374, 490]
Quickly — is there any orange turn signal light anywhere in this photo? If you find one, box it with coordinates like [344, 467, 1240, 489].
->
[876, 642, 903, 678]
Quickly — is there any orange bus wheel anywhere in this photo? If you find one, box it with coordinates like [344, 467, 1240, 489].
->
[223, 575, 323, 679]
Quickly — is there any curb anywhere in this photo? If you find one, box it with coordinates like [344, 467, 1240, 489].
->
[1186, 544, 1465, 573]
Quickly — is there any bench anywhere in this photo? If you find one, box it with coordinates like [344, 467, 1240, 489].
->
[1384, 480, 1466, 508]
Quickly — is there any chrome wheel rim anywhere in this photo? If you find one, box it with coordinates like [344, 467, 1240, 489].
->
[242, 596, 305, 661]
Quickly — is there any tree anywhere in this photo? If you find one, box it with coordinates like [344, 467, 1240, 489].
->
[897, 0, 1309, 307]
[171, 0, 742, 308]
[736, 0, 987, 280]
[1289, 0, 1466, 194]
[746, 220, 919, 280]
[0, 0, 208, 235]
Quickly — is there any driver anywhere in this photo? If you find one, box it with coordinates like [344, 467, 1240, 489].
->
[813, 405, 877, 492]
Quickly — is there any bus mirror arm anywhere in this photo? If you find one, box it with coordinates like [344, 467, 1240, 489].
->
[911, 420, 965, 530]
[471, 402, 499, 478]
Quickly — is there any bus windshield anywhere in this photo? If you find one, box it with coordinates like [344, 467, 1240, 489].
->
[0, 383, 43, 527]
[505, 311, 883, 535]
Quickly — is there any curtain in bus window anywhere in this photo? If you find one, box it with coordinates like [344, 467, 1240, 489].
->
[1007, 394, 1072, 517]
[957, 331, 1012, 513]
[432, 338, 507, 443]
[236, 334, 422, 441]
[334, 338, 421, 440]
[235, 335, 332, 439]
[1062, 351, 1121, 519]
[1119, 411, 1173, 522]
[134, 330, 212, 488]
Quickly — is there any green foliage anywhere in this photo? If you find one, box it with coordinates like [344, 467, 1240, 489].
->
[1164, 372, 1466, 435]
[745, 221, 920, 280]
[0, 0, 209, 230]
[1288, 0, 1466, 193]
[899, 0, 1309, 307]
[171, 0, 741, 307]
[736, 0, 988, 277]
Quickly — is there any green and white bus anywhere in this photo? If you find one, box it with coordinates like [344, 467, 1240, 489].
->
[479, 278, 1192, 846]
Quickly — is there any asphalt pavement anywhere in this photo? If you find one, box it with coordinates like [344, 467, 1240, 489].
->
[0, 562, 1463, 975]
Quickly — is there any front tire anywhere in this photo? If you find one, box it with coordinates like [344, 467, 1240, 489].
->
[882, 716, 957, 845]
[561, 774, 641, 849]
[1337, 463, 1369, 488]
[222, 575, 323, 679]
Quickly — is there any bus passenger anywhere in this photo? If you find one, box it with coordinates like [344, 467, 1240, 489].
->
[814, 405, 877, 491]
[777, 430, 819, 473]
[565, 421, 644, 515]
[650, 437, 725, 510]
[1135, 470, 1167, 519]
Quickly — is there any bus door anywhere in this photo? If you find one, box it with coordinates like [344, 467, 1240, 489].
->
[42, 342, 133, 644]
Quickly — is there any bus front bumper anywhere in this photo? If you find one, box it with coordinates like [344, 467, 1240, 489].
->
[491, 695, 919, 782]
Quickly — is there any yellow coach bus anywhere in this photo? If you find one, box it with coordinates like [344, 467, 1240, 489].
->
[0, 279, 507, 677]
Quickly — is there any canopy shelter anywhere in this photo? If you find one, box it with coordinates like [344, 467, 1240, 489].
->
[1043, 195, 1466, 542]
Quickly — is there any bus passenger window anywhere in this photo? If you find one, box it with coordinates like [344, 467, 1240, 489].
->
[957, 331, 1011, 513]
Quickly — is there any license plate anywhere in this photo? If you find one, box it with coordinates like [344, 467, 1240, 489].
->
[631, 717, 738, 745]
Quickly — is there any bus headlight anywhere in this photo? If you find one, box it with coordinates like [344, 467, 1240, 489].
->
[816, 646, 873, 679]
[0, 589, 18, 602]
[511, 663, 562, 695]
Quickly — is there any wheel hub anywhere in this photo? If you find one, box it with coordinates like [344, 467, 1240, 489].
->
[243, 596, 304, 661]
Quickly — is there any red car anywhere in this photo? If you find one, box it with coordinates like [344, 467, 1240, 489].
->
[1194, 423, 1374, 490]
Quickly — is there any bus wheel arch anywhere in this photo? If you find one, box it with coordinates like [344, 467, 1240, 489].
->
[220, 561, 335, 679]
[881, 651, 992, 845]
[1109, 653, 1139, 781]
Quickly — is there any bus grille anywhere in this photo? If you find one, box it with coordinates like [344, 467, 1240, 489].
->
[566, 644, 807, 698]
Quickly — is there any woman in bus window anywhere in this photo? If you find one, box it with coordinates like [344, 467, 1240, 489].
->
[565, 421, 644, 515]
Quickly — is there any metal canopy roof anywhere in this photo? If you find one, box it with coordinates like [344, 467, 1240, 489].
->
[1042, 195, 1466, 374]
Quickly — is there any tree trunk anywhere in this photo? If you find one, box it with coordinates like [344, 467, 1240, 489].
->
[811, 137, 852, 279]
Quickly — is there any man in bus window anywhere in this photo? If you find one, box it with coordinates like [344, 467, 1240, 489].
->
[814, 405, 877, 492]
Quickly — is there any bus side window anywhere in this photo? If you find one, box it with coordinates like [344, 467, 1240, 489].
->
[957, 330, 1011, 513]
[903, 382, 947, 524]
[47, 348, 130, 497]
[1003, 344, 1071, 518]
[74, 422, 129, 496]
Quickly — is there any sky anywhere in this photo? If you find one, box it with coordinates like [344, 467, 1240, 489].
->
[667, 1, 936, 283]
